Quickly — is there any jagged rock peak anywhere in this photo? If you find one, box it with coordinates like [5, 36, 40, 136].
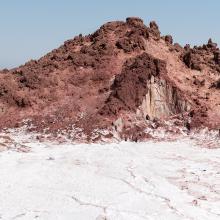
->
[165, 35, 173, 44]
[207, 38, 218, 48]
[126, 17, 144, 26]
[149, 21, 159, 30]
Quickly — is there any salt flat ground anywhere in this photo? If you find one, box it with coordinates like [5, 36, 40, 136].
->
[0, 138, 220, 220]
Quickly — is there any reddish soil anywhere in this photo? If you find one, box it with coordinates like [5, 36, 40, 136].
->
[0, 17, 220, 141]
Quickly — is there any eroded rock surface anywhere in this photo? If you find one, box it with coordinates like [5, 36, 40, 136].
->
[0, 17, 220, 142]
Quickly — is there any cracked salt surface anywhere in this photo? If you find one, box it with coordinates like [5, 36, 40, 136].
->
[0, 136, 220, 220]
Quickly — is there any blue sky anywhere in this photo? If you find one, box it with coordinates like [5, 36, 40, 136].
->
[0, 0, 220, 69]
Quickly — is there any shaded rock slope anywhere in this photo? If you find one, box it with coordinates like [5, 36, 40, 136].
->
[0, 17, 220, 142]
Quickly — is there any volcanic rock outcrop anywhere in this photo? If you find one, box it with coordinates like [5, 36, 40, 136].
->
[0, 17, 220, 141]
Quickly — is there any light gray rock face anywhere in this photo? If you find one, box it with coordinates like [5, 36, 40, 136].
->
[139, 76, 191, 120]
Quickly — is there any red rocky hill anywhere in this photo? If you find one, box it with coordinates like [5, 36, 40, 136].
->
[0, 17, 220, 142]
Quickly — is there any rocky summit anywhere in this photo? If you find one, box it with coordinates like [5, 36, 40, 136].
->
[0, 17, 220, 142]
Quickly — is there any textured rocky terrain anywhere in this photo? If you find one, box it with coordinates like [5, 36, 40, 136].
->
[0, 17, 220, 142]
